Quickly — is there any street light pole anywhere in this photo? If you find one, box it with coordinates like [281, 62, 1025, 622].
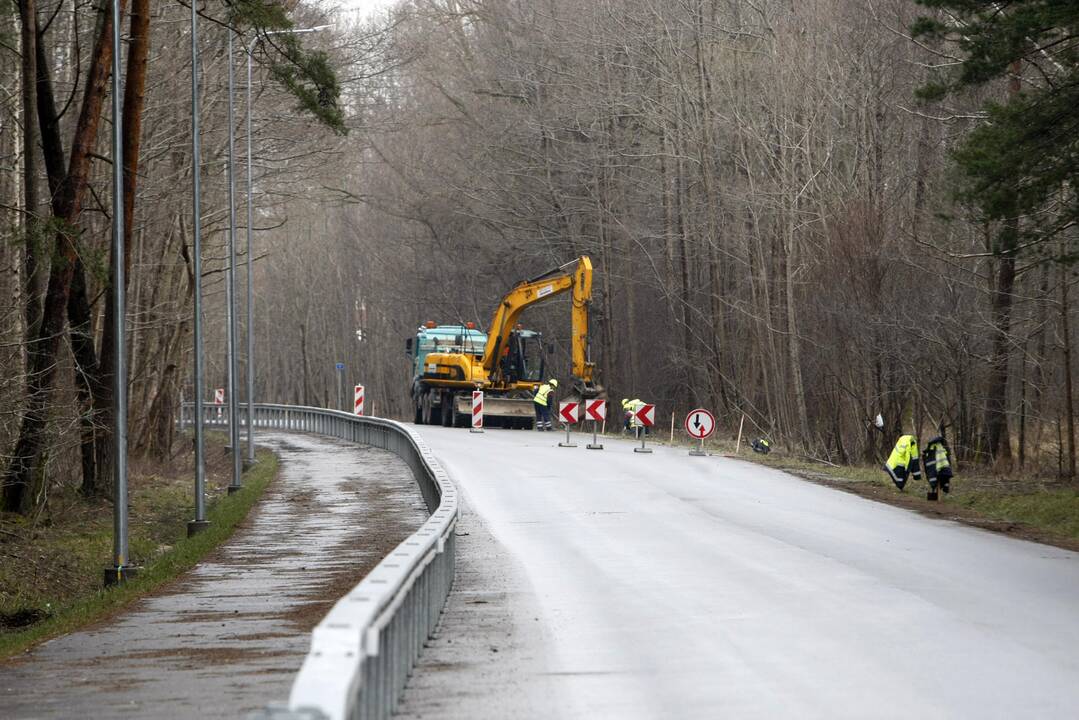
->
[187, 0, 209, 537]
[243, 24, 331, 457]
[106, 0, 135, 586]
[244, 38, 256, 469]
[225, 29, 242, 494]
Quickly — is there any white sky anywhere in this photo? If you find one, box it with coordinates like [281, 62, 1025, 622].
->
[332, 0, 395, 18]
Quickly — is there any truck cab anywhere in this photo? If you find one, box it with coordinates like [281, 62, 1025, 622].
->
[406, 323, 487, 380]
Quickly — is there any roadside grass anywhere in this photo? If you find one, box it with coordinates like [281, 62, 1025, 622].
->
[0, 439, 277, 660]
[953, 489, 1079, 540]
[594, 424, 1079, 547]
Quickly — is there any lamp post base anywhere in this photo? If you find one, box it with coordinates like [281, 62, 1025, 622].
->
[103, 565, 141, 588]
[187, 520, 211, 537]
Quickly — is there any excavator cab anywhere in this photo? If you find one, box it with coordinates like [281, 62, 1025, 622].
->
[499, 329, 545, 385]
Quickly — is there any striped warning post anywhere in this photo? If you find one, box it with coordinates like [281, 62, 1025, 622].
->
[470, 391, 484, 433]
[354, 385, 365, 416]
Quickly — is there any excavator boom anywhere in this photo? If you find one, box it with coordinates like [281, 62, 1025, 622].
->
[480, 257, 596, 391]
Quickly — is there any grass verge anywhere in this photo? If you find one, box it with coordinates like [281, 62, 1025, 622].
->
[0, 447, 277, 660]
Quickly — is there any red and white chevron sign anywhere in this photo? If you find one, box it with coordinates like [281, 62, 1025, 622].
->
[354, 384, 365, 416]
[635, 403, 655, 427]
[585, 399, 606, 422]
[213, 388, 224, 405]
[471, 391, 483, 429]
[559, 400, 580, 424]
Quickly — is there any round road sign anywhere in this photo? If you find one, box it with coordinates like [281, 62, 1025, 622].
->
[684, 408, 716, 440]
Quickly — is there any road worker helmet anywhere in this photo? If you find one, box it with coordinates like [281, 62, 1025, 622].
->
[621, 398, 629, 408]
[549, 379, 558, 387]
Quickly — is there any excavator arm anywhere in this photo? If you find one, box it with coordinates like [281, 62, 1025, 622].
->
[480, 256, 597, 392]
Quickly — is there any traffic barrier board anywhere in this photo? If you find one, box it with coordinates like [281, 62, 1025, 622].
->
[685, 408, 716, 440]
[559, 401, 580, 424]
[585, 399, 607, 422]
[470, 391, 484, 432]
[635, 403, 655, 427]
[214, 388, 224, 405]
[354, 385, 365, 416]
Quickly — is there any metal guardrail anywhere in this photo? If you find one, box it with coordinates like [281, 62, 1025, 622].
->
[189, 403, 458, 720]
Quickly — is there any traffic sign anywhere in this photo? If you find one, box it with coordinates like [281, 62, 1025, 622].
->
[585, 399, 606, 422]
[685, 408, 715, 440]
[213, 388, 224, 405]
[335, 362, 345, 370]
[559, 401, 580, 424]
[354, 385, 365, 416]
[635, 403, 655, 427]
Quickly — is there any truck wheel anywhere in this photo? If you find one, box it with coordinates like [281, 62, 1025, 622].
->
[421, 392, 433, 424]
[441, 394, 453, 427]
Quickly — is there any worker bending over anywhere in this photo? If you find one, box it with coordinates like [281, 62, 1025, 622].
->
[533, 378, 557, 431]
[621, 398, 648, 436]
[883, 434, 921, 491]
[922, 434, 954, 500]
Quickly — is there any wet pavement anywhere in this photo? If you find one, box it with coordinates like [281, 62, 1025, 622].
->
[0, 432, 428, 719]
[406, 425, 1079, 719]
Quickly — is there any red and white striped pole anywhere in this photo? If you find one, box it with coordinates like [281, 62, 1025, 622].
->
[470, 390, 484, 433]
[353, 384, 365, 416]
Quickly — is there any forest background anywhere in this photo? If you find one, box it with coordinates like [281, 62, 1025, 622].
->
[2, 0, 1077, 517]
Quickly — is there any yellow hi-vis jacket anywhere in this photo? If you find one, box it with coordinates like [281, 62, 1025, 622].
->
[625, 399, 645, 425]
[534, 383, 554, 407]
[886, 435, 919, 473]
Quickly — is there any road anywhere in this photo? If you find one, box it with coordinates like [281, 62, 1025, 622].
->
[398, 426, 1079, 719]
[1, 434, 427, 720]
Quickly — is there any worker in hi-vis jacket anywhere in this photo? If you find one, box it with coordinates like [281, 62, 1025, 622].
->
[533, 378, 557, 431]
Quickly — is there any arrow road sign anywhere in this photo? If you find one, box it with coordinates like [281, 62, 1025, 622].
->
[635, 403, 656, 427]
[585, 399, 607, 422]
[559, 401, 580, 424]
[685, 408, 716, 440]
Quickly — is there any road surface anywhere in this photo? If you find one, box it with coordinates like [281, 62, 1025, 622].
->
[1, 433, 427, 719]
[398, 426, 1079, 719]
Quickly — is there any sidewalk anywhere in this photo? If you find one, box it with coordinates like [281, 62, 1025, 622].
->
[0, 433, 428, 719]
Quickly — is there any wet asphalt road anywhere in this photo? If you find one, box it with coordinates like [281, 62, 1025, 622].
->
[401, 425, 1079, 719]
[0, 433, 427, 720]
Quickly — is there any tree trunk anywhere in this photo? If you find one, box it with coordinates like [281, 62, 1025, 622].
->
[984, 237, 1017, 462]
[2, 0, 125, 514]
[1061, 262, 1076, 478]
[983, 68, 1023, 464]
[94, 0, 150, 493]
[19, 0, 42, 346]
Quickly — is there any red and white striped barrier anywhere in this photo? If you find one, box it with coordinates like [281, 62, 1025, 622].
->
[470, 391, 484, 433]
[214, 387, 224, 419]
[354, 384, 365, 416]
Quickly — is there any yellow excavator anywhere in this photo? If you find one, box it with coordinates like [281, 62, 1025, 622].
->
[406, 256, 600, 428]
